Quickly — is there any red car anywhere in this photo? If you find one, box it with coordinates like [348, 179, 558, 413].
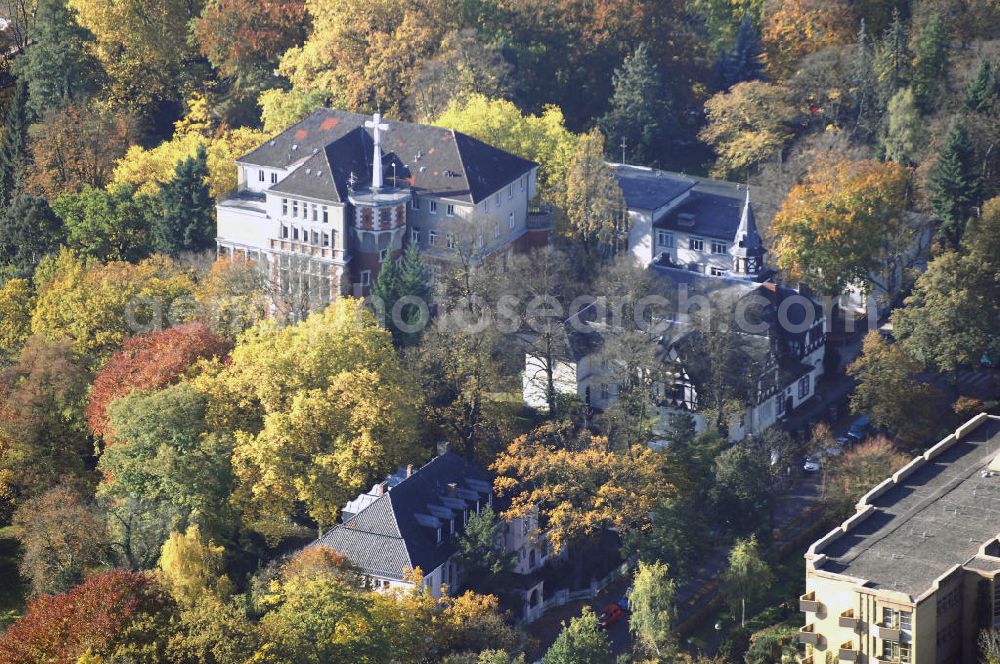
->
[597, 603, 623, 629]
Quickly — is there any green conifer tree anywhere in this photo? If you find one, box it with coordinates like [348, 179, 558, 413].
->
[852, 20, 881, 141]
[0, 79, 30, 206]
[0, 194, 63, 278]
[964, 58, 999, 113]
[874, 10, 912, 107]
[929, 121, 980, 249]
[598, 43, 673, 165]
[16, 0, 102, 118]
[910, 15, 949, 112]
[152, 146, 215, 256]
[719, 13, 764, 88]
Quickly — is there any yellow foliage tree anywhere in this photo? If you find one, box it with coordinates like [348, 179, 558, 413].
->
[491, 421, 671, 553]
[30, 249, 197, 364]
[200, 299, 421, 540]
[0, 278, 34, 364]
[157, 524, 233, 606]
[277, 0, 459, 116]
[699, 81, 798, 178]
[112, 126, 268, 199]
[433, 94, 577, 203]
[562, 129, 626, 260]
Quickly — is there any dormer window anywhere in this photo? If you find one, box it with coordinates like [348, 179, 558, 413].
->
[258, 170, 265, 182]
[436, 528, 442, 543]
[450, 519, 455, 534]
[270, 172, 278, 184]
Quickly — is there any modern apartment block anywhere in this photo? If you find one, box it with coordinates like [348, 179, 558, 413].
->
[800, 413, 1000, 664]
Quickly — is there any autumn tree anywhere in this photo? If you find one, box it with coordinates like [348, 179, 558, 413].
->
[277, 0, 460, 117]
[434, 94, 577, 203]
[0, 336, 91, 499]
[562, 129, 626, 261]
[432, 591, 522, 659]
[0, 571, 176, 663]
[157, 524, 232, 606]
[893, 197, 1000, 373]
[723, 536, 773, 627]
[408, 28, 512, 122]
[0, 193, 63, 278]
[52, 184, 154, 263]
[699, 81, 797, 177]
[153, 145, 216, 256]
[599, 43, 673, 166]
[822, 435, 908, 516]
[87, 322, 230, 437]
[883, 87, 927, 166]
[492, 421, 671, 553]
[628, 561, 677, 660]
[203, 299, 420, 540]
[17, 0, 102, 118]
[193, 257, 269, 338]
[761, 0, 854, 80]
[770, 157, 910, 295]
[541, 608, 613, 664]
[0, 278, 33, 364]
[26, 101, 135, 199]
[847, 332, 947, 444]
[31, 250, 198, 364]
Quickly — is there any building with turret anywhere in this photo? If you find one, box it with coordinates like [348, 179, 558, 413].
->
[215, 109, 548, 306]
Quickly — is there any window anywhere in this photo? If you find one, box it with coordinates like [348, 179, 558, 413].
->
[322, 233, 330, 247]
[656, 230, 674, 248]
[881, 640, 911, 663]
[292, 227, 299, 241]
[292, 200, 299, 217]
[447, 234, 456, 250]
[379, 248, 389, 262]
[600, 383, 610, 400]
[477, 234, 484, 249]
[281, 199, 288, 216]
[322, 206, 329, 223]
[495, 193, 501, 208]
[258, 170, 265, 182]
[281, 225, 288, 239]
[520, 175, 526, 192]
[270, 172, 278, 184]
[411, 197, 420, 210]
[360, 270, 371, 286]
[711, 241, 728, 254]
[710, 266, 726, 277]
[798, 375, 811, 399]
[689, 237, 704, 251]
[429, 230, 438, 246]
[411, 227, 421, 244]
[429, 200, 438, 214]
[312, 204, 318, 222]
[436, 528, 442, 544]
[509, 212, 515, 230]
[446, 203, 455, 217]
[776, 395, 786, 416]
[494, 222, 500, 239]
[508, 183, 513, 199]
[312, 231, 319, 245]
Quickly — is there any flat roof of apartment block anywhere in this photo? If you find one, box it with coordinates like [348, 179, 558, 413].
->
[816, 415, 1000, 598]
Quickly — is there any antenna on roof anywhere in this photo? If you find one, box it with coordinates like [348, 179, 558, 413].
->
[391, 162, 397, 186]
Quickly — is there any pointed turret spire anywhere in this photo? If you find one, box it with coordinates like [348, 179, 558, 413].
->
[729, 186, 766, 276]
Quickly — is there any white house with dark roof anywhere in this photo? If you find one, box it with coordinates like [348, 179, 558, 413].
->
[310, 451, 555, 620]
[615, 164, 769, 280]
[216, 109, 547, 306]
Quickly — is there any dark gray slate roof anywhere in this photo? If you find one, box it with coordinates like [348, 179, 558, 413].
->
[817, 417, 1000, 598]
[240, 109, 537, 204]
[613, 165, 696, 211]
[309, 452, 494, 581]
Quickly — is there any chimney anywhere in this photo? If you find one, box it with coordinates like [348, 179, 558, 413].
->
[437, 441, 450, 457]
[447, 482, 458, 498]
[374, 481, 388, 496]
[406, 464, 415, 478]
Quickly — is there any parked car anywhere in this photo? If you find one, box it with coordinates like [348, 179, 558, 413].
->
[597, 604, 623, 629]
[803, 455, 821, 473]
[846, 415, 871, 443]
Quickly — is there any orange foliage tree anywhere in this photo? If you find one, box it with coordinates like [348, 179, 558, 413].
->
[761, 0, 855, 79]
[491, 421, 671, 553]
[86, 322, 231, 438]
[0, 571, 176, 664]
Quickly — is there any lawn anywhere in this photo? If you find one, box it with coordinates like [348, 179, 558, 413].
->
[0, 525, 27, 629]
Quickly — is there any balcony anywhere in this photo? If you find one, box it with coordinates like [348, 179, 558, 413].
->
[526, 205, 555, 230]
[799, 591, 822, 613]
[871, 623, 901, 641]
[269, 238, 344, 261]
[799, 623, 821, 646]
[839, 609, 859, 630]
[839, 641, 859, 661]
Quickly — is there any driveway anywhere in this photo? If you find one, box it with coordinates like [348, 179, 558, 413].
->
[524, 575, 633, 659]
